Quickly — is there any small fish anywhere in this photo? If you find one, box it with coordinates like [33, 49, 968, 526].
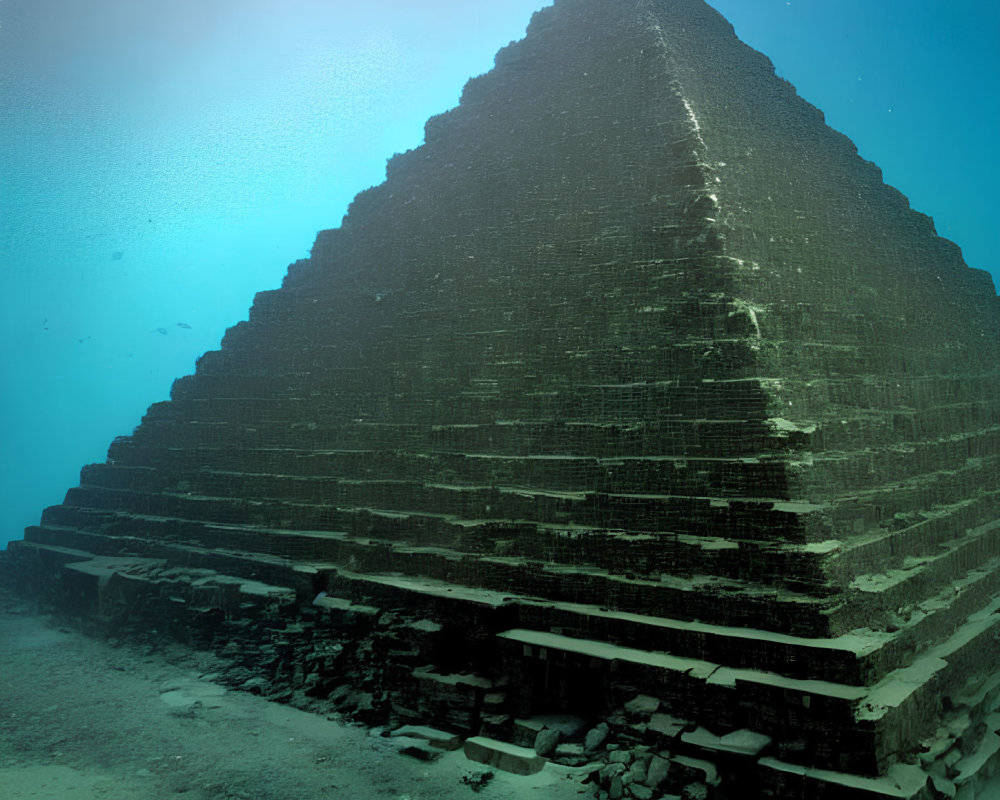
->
[176, 322, 191, 329]
[111, 250, 124, 261]
[154, 328, 168, 335]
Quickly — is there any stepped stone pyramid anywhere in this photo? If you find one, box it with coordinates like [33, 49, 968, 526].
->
[7, 0, 1000, 796]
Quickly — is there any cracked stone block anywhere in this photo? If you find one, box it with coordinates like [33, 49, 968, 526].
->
[463, 736, 546, 776]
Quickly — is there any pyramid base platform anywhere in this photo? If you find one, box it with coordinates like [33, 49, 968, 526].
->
[4, 537, 997, 800]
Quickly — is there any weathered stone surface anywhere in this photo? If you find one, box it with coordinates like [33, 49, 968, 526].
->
[552, 742, 586, 765]
[624, 695, 661, 717]
[681, 726, 772, 757]
[584, 722, 610, 753]
[3, 0, 999, 797]
[646, 755, 671, 789]
[759, 758, 931, 799]
[463, 736, 545, 775]
[513, 717, 546, 748]
[534, 727, 561, 757]
[390, 724, 463, 751]
[647, 714, 687, 739]
[626, 758, 648, 785]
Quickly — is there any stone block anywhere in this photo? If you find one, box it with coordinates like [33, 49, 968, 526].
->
[647, 713, 687, 739]
[553, 742, 587, 765]
[624, 694, 661, 717]
[585, 722, 610, 753]
[534, 727, 561, 756]
[646, 755, 671, 789]
[463, 736, 546, 775]
[681, 726, 772, 757]
[513, 717, 546, 747]
[390, 724, 462, 751]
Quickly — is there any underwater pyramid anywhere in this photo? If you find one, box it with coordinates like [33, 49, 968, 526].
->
[8, 0, 1000, 796]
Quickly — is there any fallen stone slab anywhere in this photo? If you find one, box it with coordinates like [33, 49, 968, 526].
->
[390, 724, 463, 751]
[759, 757, 930, 799]
[396, 740, 445, 762]
[534, 727, 561, 756]
[681, 726, 772, 757]
[513, 716, 546, 746]
[671, 755, 720, 787]
[463, 735, 546, 775]
[624, 694, 661, 716]
[647, 712, 688, 738]
[584, 722, 610, 753]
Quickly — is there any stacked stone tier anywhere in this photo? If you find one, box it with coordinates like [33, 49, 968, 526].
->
[32, 440, 1000, 641]
[11, 529, 1000, 782]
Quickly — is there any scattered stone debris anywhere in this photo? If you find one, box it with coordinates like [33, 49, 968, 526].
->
[459, 770, 495, 792]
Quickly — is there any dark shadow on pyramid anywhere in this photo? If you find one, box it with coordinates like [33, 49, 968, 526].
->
[6, 0, 1000, 796]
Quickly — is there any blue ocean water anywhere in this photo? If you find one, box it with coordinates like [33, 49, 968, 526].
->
[0, 0, 997, 550]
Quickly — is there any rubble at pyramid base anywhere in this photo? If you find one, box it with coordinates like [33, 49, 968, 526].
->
[8, 543, 994, 799]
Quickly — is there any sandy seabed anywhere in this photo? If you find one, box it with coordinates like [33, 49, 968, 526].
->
[0, 590, 590, 800]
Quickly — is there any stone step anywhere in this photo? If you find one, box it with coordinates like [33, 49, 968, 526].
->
[11, 533, 999, 784]
[496, 590, 1000, 778]
[31, 506, 999, 681]
[24, 519, 834, 637]
[462, 736, 547, 775]
[15, 528, 317, 598]
[162, 377, 776, 423]
[820, 460, 1000, 539]
[105, 421, 1000, 504]
[5, 541, 299, 618]
[37, 483, 1000, 639]
[842, 519, 1000, 624]
[758, 759, 932, 800]
[204, 332, 760, 386]
[63, 479, 830, 545]
[126, 413, 782, 459]
[827, 493, 1000, 582]
[166, 371, 999, 421]
[91, 448, 796, 501]
[44, 506, 836, 596]
[810, 400, 1000, 454]
[321, 565, 1000, 710]
[803, 426, 1000, 497]
[499, 624, 878, 774]
[83, 453, 997, 548]
[64, 472, 1000, 614]
[125, 400, 1000, 478]
[322, 566, 869, 682]
[12, 526, 889, 684]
